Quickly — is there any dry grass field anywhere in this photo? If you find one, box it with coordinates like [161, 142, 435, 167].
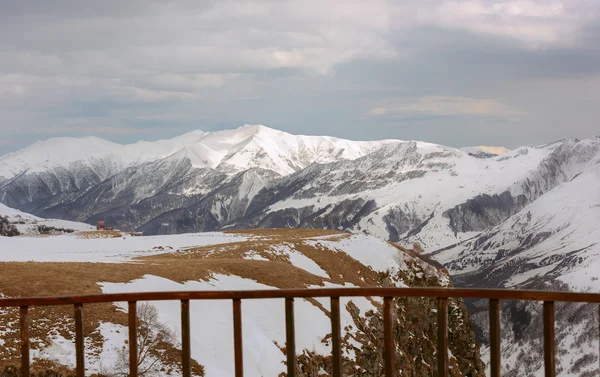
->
[0, 229, 379, 374]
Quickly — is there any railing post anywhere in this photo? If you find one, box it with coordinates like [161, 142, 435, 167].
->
[437, 298, 448, 377]
[233, 298, 244, 377]
[543, 301, 555, 377]
[383, 297, 395, 377]
[74, 303, 85, 377]
[20, 306, 30, 377]
[181, 300, 191, 377]
[489, 299, 501, 377]
[285, 298, 296, 377]
[128, 301, 138, 377]
[331, 297, 342, 377]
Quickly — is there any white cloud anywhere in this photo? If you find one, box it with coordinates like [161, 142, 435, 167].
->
[369, 96, 527, 116]
[368, 107, 388, 115]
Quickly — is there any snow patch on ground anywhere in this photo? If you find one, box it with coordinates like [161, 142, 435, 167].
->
[0, 232, 248, 262]
[306, 234, 403, 274]
[31, 335, 76, 368]
[100, 274, 335, 377]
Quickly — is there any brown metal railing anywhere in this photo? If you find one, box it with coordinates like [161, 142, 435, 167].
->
[2, 287, 600, 377]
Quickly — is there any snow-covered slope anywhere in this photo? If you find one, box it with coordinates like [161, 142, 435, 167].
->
[429, 154, 600, 377]
[0, 229, 484, 377]
[232, 137, 599, 248]
[433, 161, 600, 287]
[0, 202, 94, 234]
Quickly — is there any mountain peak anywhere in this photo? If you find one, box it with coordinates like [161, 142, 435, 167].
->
[233, 124, 288, 140]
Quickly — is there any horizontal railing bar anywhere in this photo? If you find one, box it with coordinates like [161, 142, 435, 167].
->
[1, 288, 599, 307]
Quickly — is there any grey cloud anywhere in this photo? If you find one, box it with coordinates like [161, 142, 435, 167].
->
[0, 0, 599, 154]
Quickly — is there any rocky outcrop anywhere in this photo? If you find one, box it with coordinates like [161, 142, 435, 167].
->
[443, 191, 529, 234]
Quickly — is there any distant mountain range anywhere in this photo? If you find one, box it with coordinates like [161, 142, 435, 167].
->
[0, 125, 512, 238]
[1, 125, 597, 254]
[1, 125, 599, 376]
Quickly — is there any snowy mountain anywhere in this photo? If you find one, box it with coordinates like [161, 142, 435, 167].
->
[0, 125, 398, 180]
[0, 228, 483, 377]
[232, 137, 599, 250]
[1, 128, 598, 255]
[1, 127, 598, 256]
[0, 125, 402, 227]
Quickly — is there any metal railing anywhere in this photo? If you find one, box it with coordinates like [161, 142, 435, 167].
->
[1, 287, 600, 377]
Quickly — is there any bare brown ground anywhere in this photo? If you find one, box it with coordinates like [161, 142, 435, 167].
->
[224, 227, 344, 239]
[0, 228, 389, 373]
[75, 230, 122, 239]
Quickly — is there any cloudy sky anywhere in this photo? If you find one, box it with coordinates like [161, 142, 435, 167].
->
[1, 0, 599, 154]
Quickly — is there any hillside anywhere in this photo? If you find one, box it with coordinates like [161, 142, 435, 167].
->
[0, 228, 484, 377]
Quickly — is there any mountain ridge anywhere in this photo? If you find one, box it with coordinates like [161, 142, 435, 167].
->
[0, 125, 403, 178]
[1, 129, 597, 245]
